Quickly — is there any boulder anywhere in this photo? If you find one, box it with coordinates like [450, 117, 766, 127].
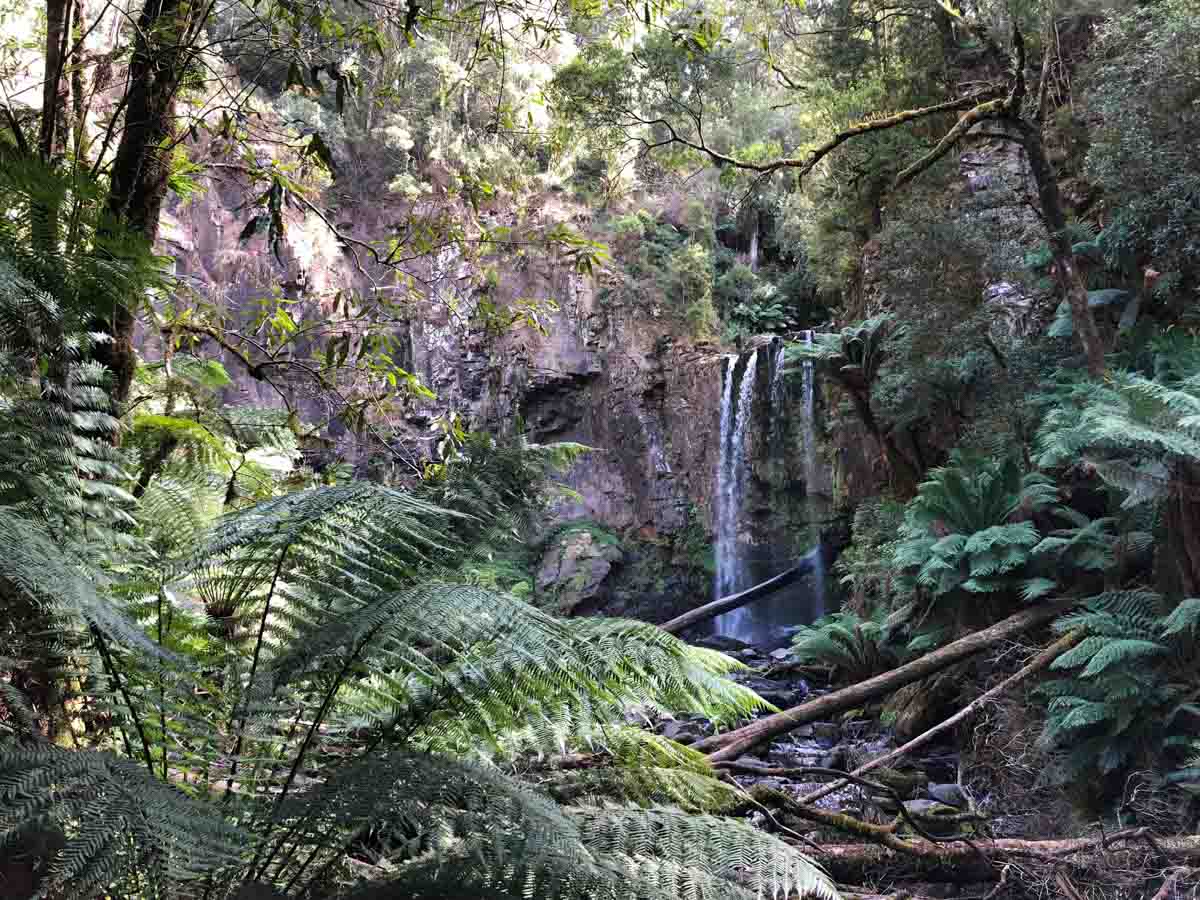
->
[927, 783, 968, 808]
[536, 527, 624, 614]
[659, 718, 713, 745]
[735, 675, 806, 708]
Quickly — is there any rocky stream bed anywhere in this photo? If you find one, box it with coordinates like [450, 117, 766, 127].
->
[659, 634, 1006, 898]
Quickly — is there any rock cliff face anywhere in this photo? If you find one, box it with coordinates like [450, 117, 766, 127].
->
[159, 177, 838, 620]
[826, 127, 1056, 503]
[155, 124, 1048, 620]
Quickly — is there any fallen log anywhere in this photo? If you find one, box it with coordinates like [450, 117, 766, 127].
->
[694, 596, 1079, 761]
[798, 628, 1085, 806]
[805, 833, 1200, 885]
[659, 519, 850, 635]
[660, 551, 820, 635]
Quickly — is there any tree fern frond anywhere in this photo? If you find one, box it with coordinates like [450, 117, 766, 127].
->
[571, 807, 838, 900]
[1162, 598, 1200, 636]
[545, 766, 745, 813]
[0, 745, 247, 894]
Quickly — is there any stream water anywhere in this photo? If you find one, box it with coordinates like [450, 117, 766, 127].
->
[711, 336, 826, 647]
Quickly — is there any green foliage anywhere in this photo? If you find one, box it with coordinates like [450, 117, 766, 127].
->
[793, 315, 893, 389]
[667, 243, 719, 337]
[1036, 366, 1200, 508]
[538, 518, 623, 552]
[791, 608, 901, 683]
[1085, 0, 1200, 292]
[1039, 591, 1200, 782]
[891, 452, 1062, 649]
[833, 497, 905, 611]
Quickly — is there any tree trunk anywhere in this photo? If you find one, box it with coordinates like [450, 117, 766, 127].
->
[39, 0, 74, 162]
[1165, 460, 1200, 597]
[95, 0, 190, 405]
[31, 0, 75, 258]
[801, 834, 1200, 886]
[1017, 122, 1105, 377]
[660, 549, 824, 635]
[693, 596, 1078, 761]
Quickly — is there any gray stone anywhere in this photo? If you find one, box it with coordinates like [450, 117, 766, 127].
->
[659, 719, 712, 745]
[1087, 288, 1133, 308]
[927, 783, 968, 808]
[767, 748, 821, 768]
[768, 647, 793, 662]
[695, 635, 750, 652]
[818, 747, 847, 771]
[535, 529, 623, 614]
[811, 722, 841, 742]
[965, 172, 995, 193]
[757, 688, 801, 708]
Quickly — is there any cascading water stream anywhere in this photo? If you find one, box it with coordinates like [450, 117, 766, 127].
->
[714, 351, 759, 632]
[711, 336, 826, 645]
[799, 330, 826, 612]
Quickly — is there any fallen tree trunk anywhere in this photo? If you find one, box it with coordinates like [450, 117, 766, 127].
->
[659, 519, 850, 635]
[695, 597, 1079, 761]
[798, 628, 1085, 805]
[806, 833, 1200, 885]
[659, 550, 820, 635]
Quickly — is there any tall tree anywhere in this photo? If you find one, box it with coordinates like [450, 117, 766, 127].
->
[554, 0, 1108, 376]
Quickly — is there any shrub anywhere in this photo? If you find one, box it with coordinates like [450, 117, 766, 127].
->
[791, 608, 902, 683]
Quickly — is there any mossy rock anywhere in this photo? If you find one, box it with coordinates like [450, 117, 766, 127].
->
[535, 526, 624, 614]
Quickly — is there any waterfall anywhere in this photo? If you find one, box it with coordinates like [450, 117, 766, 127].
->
[710, 338, 825, 645]
[713, 351, 758, 637]
[769, 340, 788, 456]
[799, 330, 826, 612]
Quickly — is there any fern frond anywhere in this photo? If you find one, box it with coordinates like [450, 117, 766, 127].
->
[0, 745, 247, 896]
[571, 807, 838, 900]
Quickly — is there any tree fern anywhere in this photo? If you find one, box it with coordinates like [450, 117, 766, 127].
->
[1037, 369, 1200, 506]
[890, 452, 1062, 647]
[0, 745, 247, 898]
[790, 608, 900, 682]
[2, 469, 833, 898]
[1039, 591, 1200, 781]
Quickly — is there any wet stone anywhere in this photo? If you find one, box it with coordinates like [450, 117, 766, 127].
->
[658, 718, 713, 745]
[927, 783, 968, 808]
[695, 635, 751, 652]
